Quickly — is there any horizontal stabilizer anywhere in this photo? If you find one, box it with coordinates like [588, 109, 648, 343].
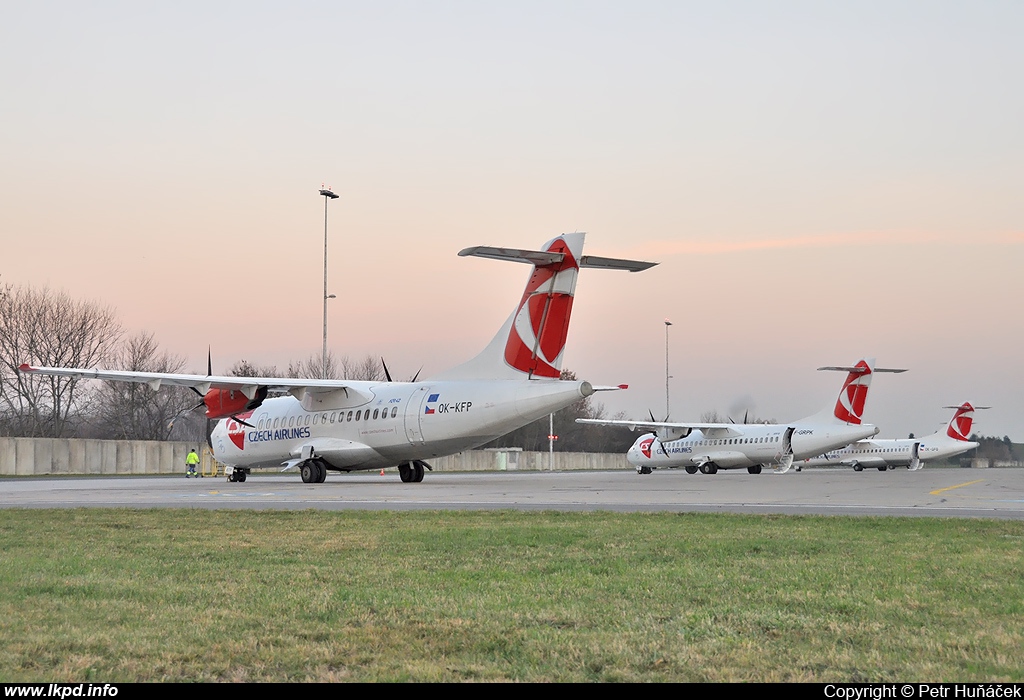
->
[457, 246, 564, 266]
[458, 247, 657, 272]
[578, 255, 658, 272]
[817, 366, 907, 373]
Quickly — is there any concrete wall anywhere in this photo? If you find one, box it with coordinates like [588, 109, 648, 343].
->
[0, 438, 196, 476]
[0, 438, 630, 476]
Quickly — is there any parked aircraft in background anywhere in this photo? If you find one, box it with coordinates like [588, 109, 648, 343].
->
[578, 358, 905, 474]
[796, 401, 985, 471]
[20, 233, 655, 484]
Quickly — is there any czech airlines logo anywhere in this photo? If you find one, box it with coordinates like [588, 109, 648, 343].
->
[226, 411, 254, 450]
[639, 437, 655, 459]
[947, 402, 975, 441]
[424, 393, 440, 415]
[503, 238, 579, 378]
[833, 360, 873, 424]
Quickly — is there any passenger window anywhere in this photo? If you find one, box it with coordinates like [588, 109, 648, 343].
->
[373, 409, 379, 420]
[355, 410, 361, 421]
[392, 407, 398, 418]
[347, 411, 353, 421]
[313, 414, 319, 426]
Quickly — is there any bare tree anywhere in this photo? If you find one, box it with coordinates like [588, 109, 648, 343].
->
[93, 332, 197, 441]
[229, 360, 282, 378]
[286, 352, 385, 381]
[0, 284, 122, 437]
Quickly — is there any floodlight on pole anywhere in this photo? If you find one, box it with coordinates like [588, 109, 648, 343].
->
[664, 319, 673, 418]
[320, 187, 339, 379]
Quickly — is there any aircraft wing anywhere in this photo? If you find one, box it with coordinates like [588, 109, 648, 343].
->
[576, 418, 745, 438]
[18, 364, 376, 403]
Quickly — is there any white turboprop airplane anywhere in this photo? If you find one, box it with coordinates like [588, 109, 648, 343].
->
[795, 402, 985, 472]
[20, 233, 655, 484]
[577, 358, 905, 475]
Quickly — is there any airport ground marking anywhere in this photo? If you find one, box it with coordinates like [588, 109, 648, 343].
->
[929, 479, 984, 496]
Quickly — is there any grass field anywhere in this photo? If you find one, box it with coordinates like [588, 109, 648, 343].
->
[1, 509, 1021, 682]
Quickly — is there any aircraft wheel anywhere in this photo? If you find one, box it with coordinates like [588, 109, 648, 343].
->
[301, 463, 315, 483]
[315, 460, 327, 483]
[228, 472, 237, 482]
[747, 465, 762, 475]
[237, 470, 246, 483]
[412, 462, 425, 482]
[877, 466, 887, 472]
[853, 464, 863, 472]
[399, 463, 413, 483]
[684, 465, 698, 475]
[700, 463, 717, 475]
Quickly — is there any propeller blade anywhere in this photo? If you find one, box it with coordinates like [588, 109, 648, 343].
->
[168, 398, 205, 430]
[411, 367, 422, 382]
[381, 357, 393, 382]
[230, 415, 255, 429]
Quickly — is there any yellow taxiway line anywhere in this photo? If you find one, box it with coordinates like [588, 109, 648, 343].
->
[929, 479, 984, 496]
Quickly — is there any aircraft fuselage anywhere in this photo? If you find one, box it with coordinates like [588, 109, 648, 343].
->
[211, 378, 592, 472]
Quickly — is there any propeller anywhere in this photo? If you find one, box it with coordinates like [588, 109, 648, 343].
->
[648, 409, 671, 457]
[381, 357, 423, 383]
[167, 348, 256, 447]
[728, 410, 750, 425]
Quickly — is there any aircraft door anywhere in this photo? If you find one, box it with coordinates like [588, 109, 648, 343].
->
[910, 441, 922, 470]
[404, 386, 432, 445]
[782, 427, 794, 457]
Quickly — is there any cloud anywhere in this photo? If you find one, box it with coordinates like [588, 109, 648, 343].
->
[623, 230, 1021, 259]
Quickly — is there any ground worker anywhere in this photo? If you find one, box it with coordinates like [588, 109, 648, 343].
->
[185, 448, 200, 478]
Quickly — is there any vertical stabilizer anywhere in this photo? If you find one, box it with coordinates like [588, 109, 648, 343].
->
[808, 359, 907, 425]
[946, 402, 976, 440]
[434, 233, 585, 380]
[433, 233, 656, 381]
[832, 358, 876, 425]
[942, 402, 990, 441]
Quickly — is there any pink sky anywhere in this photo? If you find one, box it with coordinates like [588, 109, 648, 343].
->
[2, 2, 1022, 439]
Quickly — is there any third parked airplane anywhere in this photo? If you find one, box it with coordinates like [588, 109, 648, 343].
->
[795, 401, 985, 471]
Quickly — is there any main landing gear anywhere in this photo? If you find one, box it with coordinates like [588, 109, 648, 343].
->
[300, 459, 329, 484]
[227, 469, 248, 482]
[636, 465, 653, 475]
[398, 460, 431, 483]
[747, 465, 762, 474]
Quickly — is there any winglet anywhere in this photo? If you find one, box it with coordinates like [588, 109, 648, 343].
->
[18, 363, 34, 373]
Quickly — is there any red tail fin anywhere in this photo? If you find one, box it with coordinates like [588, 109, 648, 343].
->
[503, 237, 580, 377]
[833, 359, 875, 424]
[946, 402, 976, 441]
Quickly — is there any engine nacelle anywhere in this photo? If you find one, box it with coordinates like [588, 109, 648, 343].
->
[656, 426, 692, 443]
[204, 386, 268, 419]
